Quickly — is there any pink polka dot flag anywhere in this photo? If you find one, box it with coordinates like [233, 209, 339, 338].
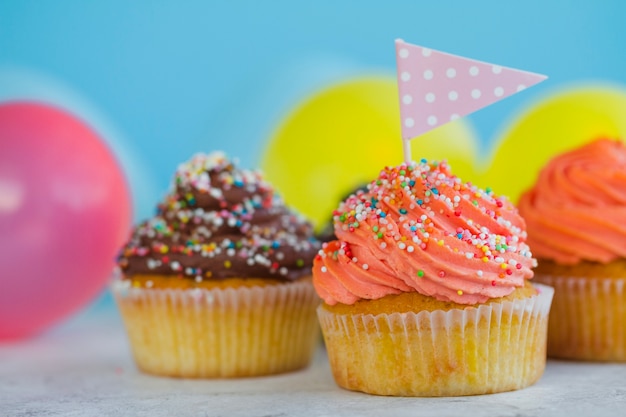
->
[395, 39, 547, 143]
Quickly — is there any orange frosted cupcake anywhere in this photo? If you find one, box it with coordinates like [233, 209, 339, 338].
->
[313, 159, 553, 396]
[113, 152, 320, 377]
[519, 138, 626, 361]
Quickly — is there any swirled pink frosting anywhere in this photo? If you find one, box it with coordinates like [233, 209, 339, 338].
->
[313, 160, 535, 305]
[518, 138, 626, 265]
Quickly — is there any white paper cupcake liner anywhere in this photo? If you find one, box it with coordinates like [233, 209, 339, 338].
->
[317, 284, 554, 396]
[535, 274, 626, 361]
[112, 278, 320, 377]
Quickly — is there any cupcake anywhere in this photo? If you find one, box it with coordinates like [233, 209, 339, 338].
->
[518, 138, 626, 361]
[113, 152, 321, 377]
[313, 159, 553, 396]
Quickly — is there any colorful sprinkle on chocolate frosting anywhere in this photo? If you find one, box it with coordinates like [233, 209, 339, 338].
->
[118, 152, 319, 281]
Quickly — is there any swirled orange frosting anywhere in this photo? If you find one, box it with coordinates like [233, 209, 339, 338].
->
[518, 138, 626, 265]
[313, 160, 535, 305]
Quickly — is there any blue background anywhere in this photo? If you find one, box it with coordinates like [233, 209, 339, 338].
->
[1, 0, 625, 320]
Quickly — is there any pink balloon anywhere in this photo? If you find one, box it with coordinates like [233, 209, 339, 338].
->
[0, 102, 132, 340]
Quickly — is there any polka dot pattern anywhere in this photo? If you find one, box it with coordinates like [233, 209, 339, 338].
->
[395, 39, 547, 139]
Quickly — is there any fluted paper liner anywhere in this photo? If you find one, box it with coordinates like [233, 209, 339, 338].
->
[317, 284, 554, 397]
[112, 279, 320, 378]
[535, 274, 626, 361]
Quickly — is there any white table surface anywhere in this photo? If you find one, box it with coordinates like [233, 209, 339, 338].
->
[1, 300, 625, 417]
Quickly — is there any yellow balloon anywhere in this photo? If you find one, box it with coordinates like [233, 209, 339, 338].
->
[485, 84, 626, 203]
[260, 76, 480, 230]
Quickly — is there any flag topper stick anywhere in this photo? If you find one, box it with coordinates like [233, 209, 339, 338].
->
[395, 39, 547, 164]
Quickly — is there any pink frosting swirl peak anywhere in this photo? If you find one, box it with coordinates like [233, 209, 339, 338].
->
[313, 160, 535, 306]
[518, 138, 626, 265]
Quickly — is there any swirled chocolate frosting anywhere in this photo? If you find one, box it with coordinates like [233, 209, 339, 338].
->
[117, 152, 320, 281]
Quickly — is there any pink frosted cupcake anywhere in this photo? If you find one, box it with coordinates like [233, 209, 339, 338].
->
[313, 159, 553, 396]
[519, 138, 626, 361]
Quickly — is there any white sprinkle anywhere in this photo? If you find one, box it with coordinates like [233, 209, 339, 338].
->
[465, 252, 474, 259]
[362, 264, 369, 270]
[398, 243, 406, 250]
[321, 266, 328, 273]
[477, 270, 483, 277]
[209, 188, 222, 199]
[254, 254, 271, 266]
[407, 246, 415, 253]
[146, 280, 154, 288]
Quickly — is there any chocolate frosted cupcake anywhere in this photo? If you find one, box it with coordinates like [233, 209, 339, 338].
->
[113, 152, 321, 377]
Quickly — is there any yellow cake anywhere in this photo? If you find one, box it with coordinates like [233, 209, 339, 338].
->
[318, 282, 551, 396]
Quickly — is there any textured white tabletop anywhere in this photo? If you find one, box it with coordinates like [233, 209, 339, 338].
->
[1, 306, 625, 417]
